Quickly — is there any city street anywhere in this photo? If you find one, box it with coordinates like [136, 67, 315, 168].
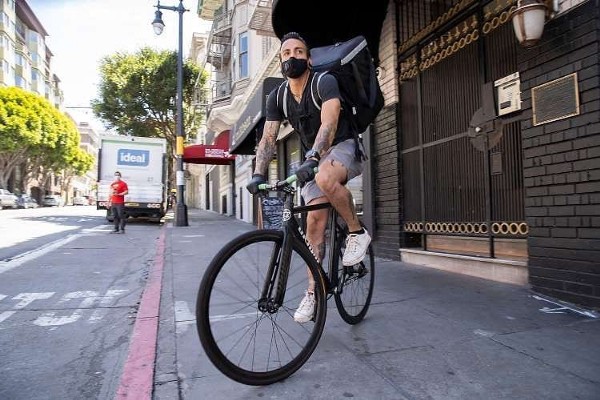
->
[1, 207, 599, 400]
[0, 205, 106, 262]
[0, 206, 163, 400]
[1, 0, 598, 399]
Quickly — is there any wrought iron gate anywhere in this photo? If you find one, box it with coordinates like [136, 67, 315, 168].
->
[398, 0, 526, 258]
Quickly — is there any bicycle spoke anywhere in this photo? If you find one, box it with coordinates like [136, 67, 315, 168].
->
[236, 313, 267, 367]
[334, 241, 374, 324]
[209, 285, 257, 309]
[197, 230, 327, 384]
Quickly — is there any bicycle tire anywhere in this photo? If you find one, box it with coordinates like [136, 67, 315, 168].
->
[196, 230, 327, 386]
[333, 227, 375, 325]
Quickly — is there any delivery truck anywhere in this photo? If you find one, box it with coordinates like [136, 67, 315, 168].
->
[97, 135, 168, 223]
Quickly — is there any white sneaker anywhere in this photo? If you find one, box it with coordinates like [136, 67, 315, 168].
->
[294, 291, 315, 323]
[342, 229, 371, 266]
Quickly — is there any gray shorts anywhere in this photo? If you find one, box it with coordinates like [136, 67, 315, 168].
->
[301, 139, 364, 204]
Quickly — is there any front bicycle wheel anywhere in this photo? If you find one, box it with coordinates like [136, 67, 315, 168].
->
[334, 229, 375, 325]
[196, 230, 327, 386]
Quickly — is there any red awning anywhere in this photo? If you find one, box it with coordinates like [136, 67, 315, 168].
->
[183, 130, 236, 165]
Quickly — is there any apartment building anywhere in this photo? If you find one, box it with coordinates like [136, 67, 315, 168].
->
[0, 1, 103, 203]
[186, 31, 210, 209]
[70, 120, 100, 201]
[0, 0, 62, 105]
[185, 0, 281, 222]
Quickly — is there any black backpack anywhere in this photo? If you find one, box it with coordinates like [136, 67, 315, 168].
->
[277, 36, 384, 160]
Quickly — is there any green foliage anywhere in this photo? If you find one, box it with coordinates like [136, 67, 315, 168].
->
[92, 47, 207, 154]
[0, 87, 93, 188]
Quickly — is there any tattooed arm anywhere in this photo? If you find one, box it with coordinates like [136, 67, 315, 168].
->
[312, 98, 341, 157]
[254, 120, 281, 175]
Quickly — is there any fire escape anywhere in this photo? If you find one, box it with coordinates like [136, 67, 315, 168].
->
[205, 8, 233, 103]
[248, 0, 276, 37]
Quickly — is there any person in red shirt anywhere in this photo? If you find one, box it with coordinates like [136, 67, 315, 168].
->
[109, 171, 129, 233]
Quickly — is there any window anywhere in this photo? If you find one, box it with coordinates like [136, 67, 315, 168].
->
[238, 32, 248, 79]
[15, 19, 25, 38]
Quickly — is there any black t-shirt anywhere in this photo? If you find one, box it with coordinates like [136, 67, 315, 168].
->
[265, 72, 354, 151]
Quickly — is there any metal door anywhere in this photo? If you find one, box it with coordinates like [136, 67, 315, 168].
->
[398, 0, 526, 258]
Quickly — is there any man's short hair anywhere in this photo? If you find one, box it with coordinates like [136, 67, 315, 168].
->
[280, 32, 310, 56]
[114, 171, 121, 177]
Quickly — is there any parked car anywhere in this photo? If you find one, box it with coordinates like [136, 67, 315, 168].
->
[42, 195, 64, 207]
[0, 189, 18, 209]
[72, 196, 87, 206]
[16, 194, 39, 209]
[83, 195, 95, 205]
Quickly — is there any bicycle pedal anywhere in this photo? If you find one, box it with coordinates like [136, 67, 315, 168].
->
[344, 264, 368, 277]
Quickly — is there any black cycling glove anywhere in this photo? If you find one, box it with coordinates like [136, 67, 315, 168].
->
[295, 158, 319, 186]
[246, 174, 266, 195]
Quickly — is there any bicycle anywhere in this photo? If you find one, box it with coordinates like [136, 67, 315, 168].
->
[196, 172, 375, 386]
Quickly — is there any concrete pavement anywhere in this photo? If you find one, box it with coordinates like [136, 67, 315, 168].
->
[152, 208, 600, 400]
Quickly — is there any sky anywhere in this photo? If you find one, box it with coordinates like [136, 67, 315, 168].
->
[27, 0, 211, 130]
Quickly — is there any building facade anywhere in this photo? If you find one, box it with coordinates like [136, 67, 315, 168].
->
[70, 120, 100, 203]
[0, 0, 62, 105]
[0, 1, 100, 204]
[191, 0, 281, 220]
[196, 0, 600, 310]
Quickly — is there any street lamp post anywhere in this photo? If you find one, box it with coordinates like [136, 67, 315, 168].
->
[152, 0, 189, 227]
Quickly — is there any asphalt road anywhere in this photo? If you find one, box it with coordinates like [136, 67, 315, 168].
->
[0, 205, 108, 262]
[0, 205, 163, 400]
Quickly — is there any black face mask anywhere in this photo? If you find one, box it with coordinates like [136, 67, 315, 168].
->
[281, 57, 308, 78]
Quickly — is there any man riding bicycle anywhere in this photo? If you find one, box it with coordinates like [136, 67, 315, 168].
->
[247, 32, 371, 323]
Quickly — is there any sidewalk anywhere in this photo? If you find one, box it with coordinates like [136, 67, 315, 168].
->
[153, 209, 600, 400]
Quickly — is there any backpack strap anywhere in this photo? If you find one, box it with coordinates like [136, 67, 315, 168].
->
[276, 81, 289, 119]
[310, 71, 324, 110]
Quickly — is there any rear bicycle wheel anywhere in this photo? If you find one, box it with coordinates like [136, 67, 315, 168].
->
[334, 228, 375, 324]
[196, 230, 327, 386]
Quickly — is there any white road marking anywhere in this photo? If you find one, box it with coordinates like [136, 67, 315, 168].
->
[83, 225, 112, 233]
[175, 301, 195, 333]
[0, 224, 106, 275]
[182, 234, 205, 238]
[34, 291, 98, 326]
[0, 292, 55, 324]
[89, 289, 128, 323]
[0, 289, 128, 327]
[209, 312, 260, 322]
[533, 295, 599, 318]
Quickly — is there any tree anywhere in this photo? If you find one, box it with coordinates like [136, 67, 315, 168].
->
[92, 47, 207, 157]
[0, 87, 93, 189]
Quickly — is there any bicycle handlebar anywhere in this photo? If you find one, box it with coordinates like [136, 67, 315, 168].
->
[257, 167, 319, 191]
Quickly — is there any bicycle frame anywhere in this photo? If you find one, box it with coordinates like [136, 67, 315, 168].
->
[258, 186, 344, 312]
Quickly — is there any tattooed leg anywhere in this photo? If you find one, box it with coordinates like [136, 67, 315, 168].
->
[314, 160, 362, 232]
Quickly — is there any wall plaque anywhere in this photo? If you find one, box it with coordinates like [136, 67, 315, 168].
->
[532, 73, 580, 126]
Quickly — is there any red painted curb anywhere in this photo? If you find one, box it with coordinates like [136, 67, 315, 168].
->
[115, 228, 166, 400]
